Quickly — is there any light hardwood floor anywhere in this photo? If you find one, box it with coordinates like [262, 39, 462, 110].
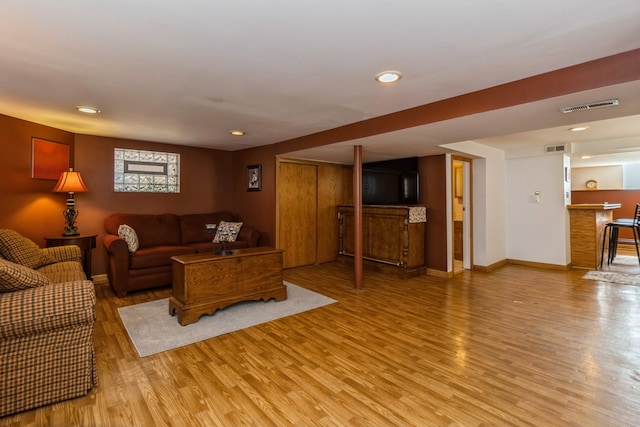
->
[2, 257, 640, 426]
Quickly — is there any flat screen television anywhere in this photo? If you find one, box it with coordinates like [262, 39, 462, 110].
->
[362, 157, 419, 205]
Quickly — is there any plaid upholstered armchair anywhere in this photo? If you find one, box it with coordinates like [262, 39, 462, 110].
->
[0, 229, 98, 417]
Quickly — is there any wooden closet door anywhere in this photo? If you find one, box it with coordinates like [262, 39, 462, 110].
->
[317, 165, 352, 263]
[277, 162, 317, 268]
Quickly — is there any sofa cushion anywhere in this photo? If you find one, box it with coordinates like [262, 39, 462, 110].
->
[129, 245, 196, 270]
[179, 212, 238, 244]
[187, 240, 249, 253]
[213, 221, 243, 243]
[105, 214, 182, 248]
[118, 224, 139, 252]
[0, 229, 54, 269]
[0, 259, 50, 292]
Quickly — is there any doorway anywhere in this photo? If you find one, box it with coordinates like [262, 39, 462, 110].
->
[452, 157, 472, 272]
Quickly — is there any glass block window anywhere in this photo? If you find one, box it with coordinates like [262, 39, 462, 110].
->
[114, 148, 180, 193]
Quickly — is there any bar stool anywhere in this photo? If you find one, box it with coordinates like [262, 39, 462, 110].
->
[600, 203, 640, 267]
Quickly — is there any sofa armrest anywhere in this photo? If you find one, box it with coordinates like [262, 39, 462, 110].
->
[0, 281, 96, 340]
[238, 226, 260, 247]
[102, 234, 131, 297]
[41, 245, 82, 263]
[103, 234, 130, 264]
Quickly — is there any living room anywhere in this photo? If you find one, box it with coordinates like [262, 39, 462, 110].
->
[2, 1, 640, 424]
[2, 50, 640, 279]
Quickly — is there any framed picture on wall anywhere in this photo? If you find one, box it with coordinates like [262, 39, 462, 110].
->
[31, 138, 69, 180]
[247, 164, 261, 192]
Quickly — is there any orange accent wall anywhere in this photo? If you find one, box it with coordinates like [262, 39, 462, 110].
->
[231, 144, 278, 247]
[0, 114, 235, 276]
[0, 113, 75, 246]
[74, 135, 234, 275]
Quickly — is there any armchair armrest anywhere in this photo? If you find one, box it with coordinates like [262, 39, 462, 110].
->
[0, 281, 95, 340]
[41, 245, 82, 263]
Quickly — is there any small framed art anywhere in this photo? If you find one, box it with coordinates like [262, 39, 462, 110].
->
[247, 164, 261, 191]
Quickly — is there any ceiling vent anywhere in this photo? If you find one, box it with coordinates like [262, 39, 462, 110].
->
[544, 144, 567, 153]
[560, 99, 619, 113]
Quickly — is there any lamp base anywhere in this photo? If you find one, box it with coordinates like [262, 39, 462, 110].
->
[62, 200, 80, 237]
[215, 249, 234, 256]
[215, 241, 233, 256]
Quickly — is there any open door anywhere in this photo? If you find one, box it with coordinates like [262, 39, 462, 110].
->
[452, 157, 472, 272]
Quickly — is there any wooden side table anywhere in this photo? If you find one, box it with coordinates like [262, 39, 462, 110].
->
[44, 235, 97, 279]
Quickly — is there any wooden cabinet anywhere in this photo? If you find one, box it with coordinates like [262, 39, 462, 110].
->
[169, 247, 286, 325]
[338, 205, 426, 271]
[453, 220, 463, 261]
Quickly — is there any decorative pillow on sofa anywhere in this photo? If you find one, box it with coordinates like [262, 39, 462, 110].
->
[213, 221, 243, 243]
[118, 224, 139, 252]
[0, 258, 50, 292]
[0, 229, 54, 269]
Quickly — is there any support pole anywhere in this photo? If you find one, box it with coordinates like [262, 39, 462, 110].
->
[354, 145, 363, 290]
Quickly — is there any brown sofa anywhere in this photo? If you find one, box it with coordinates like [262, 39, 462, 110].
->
[103, 212, 261, 297]
[0, 229, 97, 417]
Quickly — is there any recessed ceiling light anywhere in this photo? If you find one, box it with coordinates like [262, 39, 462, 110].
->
[570, 126, 589, 132]
[581, 155, 592, 159]
[76, 106, 101, 114]
[230, 130, 245, 136]
[374, 71, 402, 84]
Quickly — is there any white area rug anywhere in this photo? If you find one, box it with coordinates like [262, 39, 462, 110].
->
[118, 282, 336, 357]
[582, 271, 640, 286]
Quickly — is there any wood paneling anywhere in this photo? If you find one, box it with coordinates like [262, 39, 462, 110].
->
[277, 162, 317, 268]
[277, 161, 352, 268]
[317, 165, 352, 263]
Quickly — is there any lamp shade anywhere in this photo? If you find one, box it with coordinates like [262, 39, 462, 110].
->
[53, 168, 88, 193]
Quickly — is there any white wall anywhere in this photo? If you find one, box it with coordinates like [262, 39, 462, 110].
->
[444, 141, 507, 267]
[623, 163, 640, 189]
[571, 165, 622, 190]
[505, 153, 570, 266]
[446, 141, 572, 268]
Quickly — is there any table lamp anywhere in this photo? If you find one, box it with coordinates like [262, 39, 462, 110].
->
[53, 168, 88, 236]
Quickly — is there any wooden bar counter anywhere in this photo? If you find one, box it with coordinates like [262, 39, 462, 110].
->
[567, 203, 620, 269]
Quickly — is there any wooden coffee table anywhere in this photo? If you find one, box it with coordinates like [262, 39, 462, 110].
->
[169, 247, 286, 326]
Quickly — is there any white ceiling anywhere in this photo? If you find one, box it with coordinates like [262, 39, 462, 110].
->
[1, 1, 640, 166]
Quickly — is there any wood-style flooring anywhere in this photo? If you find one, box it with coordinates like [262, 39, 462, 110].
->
[2, 255, 640, 426]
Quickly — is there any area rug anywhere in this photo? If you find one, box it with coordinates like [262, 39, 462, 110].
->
[582, 271, 640, 286]
[118, 282, 336, 357]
